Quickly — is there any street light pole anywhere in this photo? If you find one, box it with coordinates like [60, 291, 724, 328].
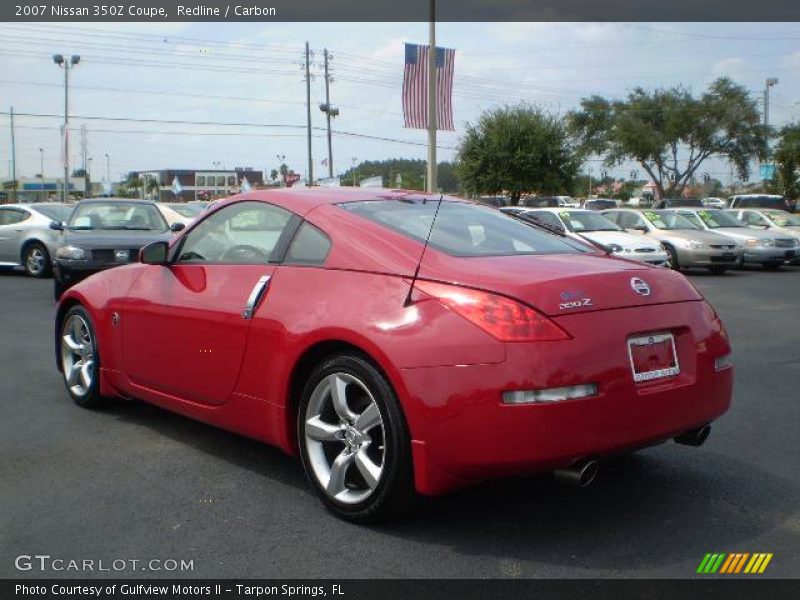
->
[53, 54, 79, 203]
[764, 77, 779, 192]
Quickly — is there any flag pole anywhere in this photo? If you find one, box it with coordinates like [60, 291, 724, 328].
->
[426, 0, 437, 193]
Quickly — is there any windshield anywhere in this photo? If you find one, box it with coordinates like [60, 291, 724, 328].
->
[686, 210, 745, 229]
[341, 199, 590, 257]
[558, 210, 622, 232]
[763, 210, 800, 227]
[68, 202, 168, 231]
[31, 204, 73, 222]
[642, 210, 702, 231]
[166, 203, 204, 218]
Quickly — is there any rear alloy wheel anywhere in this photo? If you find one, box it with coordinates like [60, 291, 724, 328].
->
[59, 306, 105, 408]
[298, 354, 415, 522]
[23, 243, 51, 278]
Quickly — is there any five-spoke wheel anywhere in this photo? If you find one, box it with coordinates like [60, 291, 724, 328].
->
[59, 306, 104, 408]
[298, 354, 415, 522]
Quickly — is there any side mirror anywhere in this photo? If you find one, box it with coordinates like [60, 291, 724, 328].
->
[170, 222, 186, 232]
[49, 220, 64, 231]
[140, 241, 169, 265]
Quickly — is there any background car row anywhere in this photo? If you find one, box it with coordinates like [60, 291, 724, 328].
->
[1, 199, 799, 290]
[503, 206, 799, 274]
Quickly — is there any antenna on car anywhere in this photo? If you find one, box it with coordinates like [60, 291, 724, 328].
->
[403, 194, 444, 307]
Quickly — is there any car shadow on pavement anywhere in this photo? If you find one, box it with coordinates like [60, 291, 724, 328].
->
[100, 398, 799, 574]
[102, 398, 308, 491]
[378, 448, 800, 573]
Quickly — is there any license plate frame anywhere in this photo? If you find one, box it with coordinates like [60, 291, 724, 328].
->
[627, 332, 680, 383]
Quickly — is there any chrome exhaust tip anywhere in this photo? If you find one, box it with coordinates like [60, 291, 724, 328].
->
[553, 459, 599, 488]
[674, 424, 711, 447]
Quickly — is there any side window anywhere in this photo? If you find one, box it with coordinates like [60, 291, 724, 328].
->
[1, 209, 30, 225]
[177, 201, 293, 264]
[284, 222, 332, 266]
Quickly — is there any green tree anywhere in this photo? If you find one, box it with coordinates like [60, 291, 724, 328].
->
[568, 77, 766, 200]
[774, 122, 800, 200]
[339, 159, 460, 193]
[456, 104, 581, 205]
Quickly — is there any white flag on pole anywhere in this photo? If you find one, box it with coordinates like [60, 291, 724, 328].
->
[171, 176, 183, 195]
[241, 176, 251, 192]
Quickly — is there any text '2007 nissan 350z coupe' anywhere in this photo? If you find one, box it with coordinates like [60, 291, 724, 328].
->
[54, 188, 733, 522]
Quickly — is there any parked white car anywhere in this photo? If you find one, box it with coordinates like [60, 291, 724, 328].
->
[501, 207, 669, 266]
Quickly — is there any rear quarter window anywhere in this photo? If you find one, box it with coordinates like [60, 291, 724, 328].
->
[285, 222, 331, 266]
[341, 199, 588, 257]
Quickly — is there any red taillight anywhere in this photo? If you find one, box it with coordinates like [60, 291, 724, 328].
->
[414, 280, 570, 342]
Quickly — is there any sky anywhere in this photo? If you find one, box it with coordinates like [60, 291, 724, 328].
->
[0, 21, 799, 186]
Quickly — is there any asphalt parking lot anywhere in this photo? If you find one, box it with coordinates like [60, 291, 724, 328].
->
[1, 266, 799, 579]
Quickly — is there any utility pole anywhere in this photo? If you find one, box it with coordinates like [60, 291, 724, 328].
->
[426, 0, 437, 193]
[305, 42, 314, 186]
[319, 49, 338, 180]
[53, 54, 80, 203]
[763, 77, 779, 193]
[81, 124, 89, 199]
[9, 106, 17, 203]
[39, 147, 44, 201]
[105, 152, 110, 186]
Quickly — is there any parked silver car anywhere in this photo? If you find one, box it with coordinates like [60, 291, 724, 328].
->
[726, 208, 800, 265]
[676, 208, 797, 269]
[502, 207, 669, 266]
[601, 208, 741, 274]
[0, 203, 73, 277]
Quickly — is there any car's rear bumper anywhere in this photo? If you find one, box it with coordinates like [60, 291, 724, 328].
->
[401, 301, 733, 495]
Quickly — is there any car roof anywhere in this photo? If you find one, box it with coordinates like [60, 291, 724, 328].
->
[216, 187, 457, 216]
[517, 207, 589, 214]
[78, 197, 157, 205]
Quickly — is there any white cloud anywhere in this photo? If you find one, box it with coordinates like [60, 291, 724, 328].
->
[710, 57, 746, 78]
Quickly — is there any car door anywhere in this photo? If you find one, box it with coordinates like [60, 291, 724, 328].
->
[122, 200, 299, 405]
[0, 208, 30, 263]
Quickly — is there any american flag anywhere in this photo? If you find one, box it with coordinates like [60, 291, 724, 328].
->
[402, 43, 455, 131]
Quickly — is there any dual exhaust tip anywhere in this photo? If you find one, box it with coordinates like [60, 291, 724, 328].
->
[553, 424, 712, 488]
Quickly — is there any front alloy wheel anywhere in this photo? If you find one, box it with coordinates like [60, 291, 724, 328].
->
[59, 306, 105, 408]
[298, 354, 415, 522]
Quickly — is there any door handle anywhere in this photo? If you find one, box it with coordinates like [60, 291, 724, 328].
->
[242, 275, 271, 320]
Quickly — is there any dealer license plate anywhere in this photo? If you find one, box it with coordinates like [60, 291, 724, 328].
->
[627, 332, 680, 383]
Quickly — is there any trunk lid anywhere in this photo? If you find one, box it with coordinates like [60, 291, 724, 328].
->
[418, 252, 702, 316]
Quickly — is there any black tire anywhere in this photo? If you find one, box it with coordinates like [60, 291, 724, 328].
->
[22, 242, 51, 278]
[58, 305, 106, 409]
[297, 353, 416, 523]
[708, 266, 728, 275]
[53, 279, 67, 302]
[664, 244, 680, 271]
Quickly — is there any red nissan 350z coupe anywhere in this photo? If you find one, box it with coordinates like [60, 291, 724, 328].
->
[55, 188, 732, 522]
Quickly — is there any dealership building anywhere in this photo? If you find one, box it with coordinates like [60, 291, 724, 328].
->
[134, 168, 266, 202]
